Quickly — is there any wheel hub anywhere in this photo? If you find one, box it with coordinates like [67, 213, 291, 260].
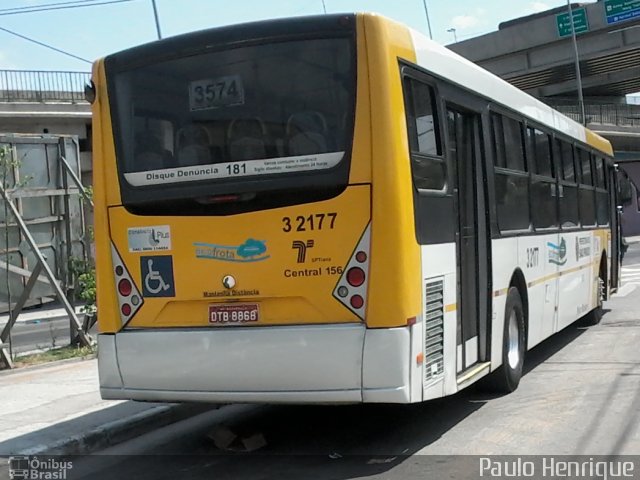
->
[507, 311, 520, 370]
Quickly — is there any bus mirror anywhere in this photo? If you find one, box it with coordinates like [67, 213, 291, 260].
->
[618, 174, 633, 206]
[84, 81, 96, 104]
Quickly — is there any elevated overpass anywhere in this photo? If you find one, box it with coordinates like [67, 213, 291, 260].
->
[448, 0, 640, 98]
[448, 0, 640, 234]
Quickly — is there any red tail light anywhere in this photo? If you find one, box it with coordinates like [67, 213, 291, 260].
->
[346, 267, 365, 287]
[333, 223, 371, 320]
[350, 295, 364, 309]
[118, 279, 132, 296]
[111, 242, 143, 327]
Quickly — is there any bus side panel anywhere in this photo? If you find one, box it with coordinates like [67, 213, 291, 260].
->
[490, 237, 519, 370]
[593, 228, 608, 299]
[92, 60, 121, 334]
[363, 15, 422, 329]
[557, 231, 595, 331]
[518, 232, 558, 350]
[420, 243, 456, 399]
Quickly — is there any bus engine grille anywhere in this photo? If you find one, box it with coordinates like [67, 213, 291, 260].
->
[424, 278, 445, 385]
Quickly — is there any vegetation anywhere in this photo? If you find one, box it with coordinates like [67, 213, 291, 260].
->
[14, 345, 96, 367]
[70, 257, 97, 315]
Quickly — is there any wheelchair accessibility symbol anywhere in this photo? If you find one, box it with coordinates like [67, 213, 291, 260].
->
[140, 255, 175, 297]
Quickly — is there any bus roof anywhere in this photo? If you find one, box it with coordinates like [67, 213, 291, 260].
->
[99, 11, 613, 157]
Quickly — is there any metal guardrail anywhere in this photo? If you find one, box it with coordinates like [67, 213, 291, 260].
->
[544, 99, 640, 127]
[0, 70, 90, 103]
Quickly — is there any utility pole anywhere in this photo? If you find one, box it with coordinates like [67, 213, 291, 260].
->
[321, 0, 327, 14]
[421, 0, 433, 40]
[151, 0, 162, 40]
[567, 0, 586, 126]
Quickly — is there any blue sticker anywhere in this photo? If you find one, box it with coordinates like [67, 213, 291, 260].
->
[547, 238, 568, 266]
[193, 238, 269, 263]
[140, 255, 175, 297]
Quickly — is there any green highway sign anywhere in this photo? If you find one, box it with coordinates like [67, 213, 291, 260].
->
[556, 8, 589, 37]
[605, 0, 640, 24]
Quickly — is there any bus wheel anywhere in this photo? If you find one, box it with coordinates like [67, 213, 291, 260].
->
[584, 270, 605, 326]
[485, 286, 526, 393]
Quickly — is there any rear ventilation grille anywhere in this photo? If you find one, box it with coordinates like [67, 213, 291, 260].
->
[424, 278, 444, 384]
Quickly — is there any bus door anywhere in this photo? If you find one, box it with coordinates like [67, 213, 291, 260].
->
[445, 101, 491, 374]
[609, 165, 621, 290]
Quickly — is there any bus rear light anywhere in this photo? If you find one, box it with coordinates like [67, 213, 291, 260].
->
[407, 316, 417, 326]
[350, 295, 364, 309]
[346, 267, 365, 287]
[111, 242, 143, 326]
[333, 223, 371, 320]
[197, 194, 240, 204]
[118, 279, 132, 297]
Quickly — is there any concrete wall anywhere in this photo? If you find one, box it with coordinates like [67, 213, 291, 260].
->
[0, 102, 92, 185]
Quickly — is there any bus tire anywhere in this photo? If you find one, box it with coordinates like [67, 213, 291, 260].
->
[584, 265, 606, 326]
[485, 286, 526, 394]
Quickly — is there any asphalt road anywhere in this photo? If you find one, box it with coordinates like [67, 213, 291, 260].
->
[0, 310, 97, 355]
[66, 244, 640, 479]
[2, 317, 71, 355]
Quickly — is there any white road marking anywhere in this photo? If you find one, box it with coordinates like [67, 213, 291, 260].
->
[613, 263, 640, 296]
[613, 283, 637, 297]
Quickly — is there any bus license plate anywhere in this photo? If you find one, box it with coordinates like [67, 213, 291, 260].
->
[209, 303, 259, 324]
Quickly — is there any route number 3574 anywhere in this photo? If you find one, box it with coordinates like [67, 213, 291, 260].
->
[189, 75, 244, 111]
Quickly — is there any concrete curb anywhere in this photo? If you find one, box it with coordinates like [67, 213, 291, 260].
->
[16, 403, 215, 456]
[0, 354, 97, 378]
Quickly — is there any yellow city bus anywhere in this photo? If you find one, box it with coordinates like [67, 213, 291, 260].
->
[91, 13, 620, 404]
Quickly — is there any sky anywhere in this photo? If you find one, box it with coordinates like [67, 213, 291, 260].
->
[0, 0, 598, 72]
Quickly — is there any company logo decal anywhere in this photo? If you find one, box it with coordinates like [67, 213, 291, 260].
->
[547, 238, 568, 266]
[575, 236, 592, 260]
[140, 255, 175, 297]
[9, 456, 73, 480]
[194, 239, 269, 263]
[291, 240, 314, 263]
[128, 225, 171, 253]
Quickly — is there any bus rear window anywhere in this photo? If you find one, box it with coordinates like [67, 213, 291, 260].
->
[109, 37, 355, 189]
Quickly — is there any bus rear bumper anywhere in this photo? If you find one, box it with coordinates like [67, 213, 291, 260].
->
[98, 324, 413, 404]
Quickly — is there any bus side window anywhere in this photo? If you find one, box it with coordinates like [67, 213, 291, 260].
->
[559, 141, 579, 228]
[403, 77, 446, 191]
[491, 113, 530, 233]
[402, 72, 453, 245]
[577, 148, 596, 227]
[594, 156, 610, 226]
[528, 128, 557, 230]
